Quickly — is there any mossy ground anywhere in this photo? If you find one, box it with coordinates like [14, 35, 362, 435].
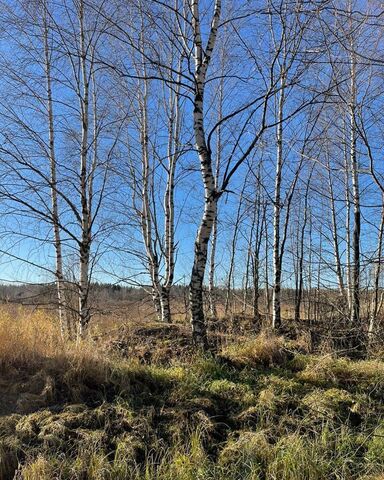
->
[1, 310, 384, 479]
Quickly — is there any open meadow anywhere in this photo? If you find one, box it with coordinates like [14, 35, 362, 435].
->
[0, 306, 384, 480]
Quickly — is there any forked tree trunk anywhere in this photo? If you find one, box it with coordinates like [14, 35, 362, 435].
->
[208, 64, 225, 319]
[136, 22, 181, 324]
[137, 27, 165, 323]
[161, 60, 182, 324]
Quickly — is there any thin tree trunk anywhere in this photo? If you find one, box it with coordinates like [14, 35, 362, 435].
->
[349, 42, 360, 328]
[316, 225, 323, 323]
[294, 171, 311, 322]
[208, 99, 222, 318]
[161, 61, 182, 324]
[78, 0, 91, 337]
[307, 216, 313, 324]
[243, 244, 251, 314]
[345, 136, 352, 316]
[224, 185, 245, 316]
[327, 153, 346, 299]
[368, 200, 384, 346]
[253, 202, 266, 327]
[264, 212, 271, 324]
[272, 74, 285, 330]
[43, 0, 70, 340]
[208, 215, 218, 317]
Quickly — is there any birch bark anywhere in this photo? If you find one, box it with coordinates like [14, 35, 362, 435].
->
[189, 0, 221, 347]
[272, 74, 285, 329]
[349, 33, 360, 328]
[42, 0, 71, 339]
[78, 0, 92, 337]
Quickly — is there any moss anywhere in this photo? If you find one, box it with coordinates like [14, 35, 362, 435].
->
[235, 406, 260, 427]
[255, 376, 304, 422]
[114, 432, 145, 463]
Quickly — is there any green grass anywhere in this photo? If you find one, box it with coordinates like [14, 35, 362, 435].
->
[2, 331, 384, 479]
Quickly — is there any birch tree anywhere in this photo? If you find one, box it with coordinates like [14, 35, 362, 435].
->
[42, 0, 71, 338]
[0, 0, 121, 339]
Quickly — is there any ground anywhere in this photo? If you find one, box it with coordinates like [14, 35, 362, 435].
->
[1, 307, 384, 479]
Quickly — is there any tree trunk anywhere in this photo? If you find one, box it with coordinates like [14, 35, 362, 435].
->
[349, 40, 360, 328]
[160, 287, 172, 324]
[78, 0, 91, 338]
[224, 185, 244, 316]
[294, 171, 311, 322]
[368, 203, 384, 346]
[190, 197, 217, 347]
[43, 0, 70, 339]
[189, 0, 221, 348]
[272, 74, 285, 330]
[327, 153, 346, 299]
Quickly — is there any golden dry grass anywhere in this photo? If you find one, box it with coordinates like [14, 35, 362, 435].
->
[220, 331, 287, 367]
[0, 306, 62, 370]
[1, 306, 384, 479]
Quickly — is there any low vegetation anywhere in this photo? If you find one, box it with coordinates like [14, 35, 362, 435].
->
[1, 308, 384, 479]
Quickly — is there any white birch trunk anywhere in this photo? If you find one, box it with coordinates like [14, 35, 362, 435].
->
[208, 75, 223, 318]
[272, 76, 285, 330]
[345, 139, 352, 315]
[189, 0, 221, 347]
[161, 63, 182, 324]
[349, 38, 360, 328]
[78, 0, 91, 338]
[42, 0, 70, 340]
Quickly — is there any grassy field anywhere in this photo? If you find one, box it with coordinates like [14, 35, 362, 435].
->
[1, 307, 384, 479]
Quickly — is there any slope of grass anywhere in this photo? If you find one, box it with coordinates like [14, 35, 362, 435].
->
[1, 308, 384, 479]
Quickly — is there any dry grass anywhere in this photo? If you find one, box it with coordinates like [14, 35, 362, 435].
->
[0, 306, 124, 415]
[1, 307, 384, 479]
[220, 331, 287, 367]
[0, 306, 63, 371]
[297, 354, 384, 392]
